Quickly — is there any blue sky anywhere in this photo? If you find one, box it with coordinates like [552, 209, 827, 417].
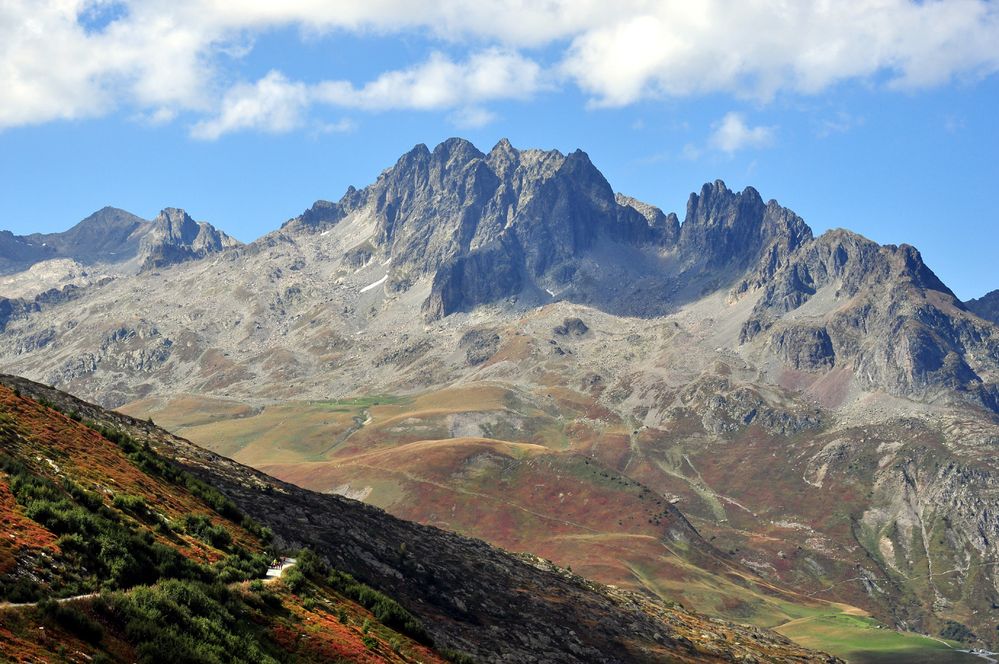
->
[1, 2, 997, 299]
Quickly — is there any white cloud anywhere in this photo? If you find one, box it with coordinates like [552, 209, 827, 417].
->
[815, 111, 864, 139]
[192, 50, 536, 138]
[315, 118, 357, 134]
[561, 1, 999, 105]
[190, 71, 310, 139]
[1, 1, 998, 133]
[449, 107, 498, 129]
[314, 50, 542, 111]
[709, 113, 775, 153]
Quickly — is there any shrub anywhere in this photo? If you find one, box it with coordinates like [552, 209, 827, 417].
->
[38, 599, 104, 644]
[295, 548, 328, 578]
[113, 493, 148, 516]
[282, 566, 307, 594]
[325, 569, 428, 643]
[940, 620, 976, 642]
[102, 580, 280, 664]
[182, 514, 232, 550]
[213, 549, 269, 584]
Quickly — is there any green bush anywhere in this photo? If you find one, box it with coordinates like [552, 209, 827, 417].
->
[940, 620, 976, 642]
[38, 599, 104, 644]
[325, 569, 428, 644]
[113, 493, 148, 516]
[213, 549, 269, 584]
[102, 580, 281, 664]
[182, 514, 233, 550]
[282, 566, 307, 594]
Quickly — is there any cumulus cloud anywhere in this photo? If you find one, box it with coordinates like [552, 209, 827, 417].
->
[449, 107, 498, 129]
[2, 1, 998, 133]
[190, 50, 539, 138]
[313, 49, 543, 111]
[709, 113, 775, 153]
[561, 1, 999, 105]
[190, 71, 310, 140]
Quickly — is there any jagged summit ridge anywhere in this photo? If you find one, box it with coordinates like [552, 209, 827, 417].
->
[272, 137, 999, 415]
[284, 138, 811, 320]
[140, 207, 240, 271]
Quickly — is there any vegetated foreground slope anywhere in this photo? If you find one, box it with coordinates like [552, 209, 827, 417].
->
[0, 374, 841, 663]
[0, 381, 448, 664]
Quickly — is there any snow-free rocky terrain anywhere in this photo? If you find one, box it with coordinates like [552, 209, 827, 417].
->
[2, 137, 999, 657]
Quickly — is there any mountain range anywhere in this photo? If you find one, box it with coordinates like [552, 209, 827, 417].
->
[0, 206, 238, 294]
[1, 137, 998, 661]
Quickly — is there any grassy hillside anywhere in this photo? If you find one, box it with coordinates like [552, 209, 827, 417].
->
[0, 383, 447, 663]
[122, 384, 986, 663]
[4, 375, 847, 663]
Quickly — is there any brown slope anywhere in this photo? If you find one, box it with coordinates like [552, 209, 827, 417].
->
[0, 382, 447, 664]
[0, 373, 840, 664]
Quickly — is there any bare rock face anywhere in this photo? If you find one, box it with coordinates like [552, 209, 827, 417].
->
[680, 180, 812, 280]
[458, 328, 501, 365]
[287, 138, 685, 318]
[966, 289, 999, 326]
[421, 233, 525, 320]
[740, 229, 999, 413]
[616, 193, 681, 246]
[769, 325, 835, 370]
[554, 317, 590, 337]
[139, 208, 241, 271]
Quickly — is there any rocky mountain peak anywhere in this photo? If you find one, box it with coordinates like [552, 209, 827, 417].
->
[69, 206, 144, 233]
[485, 137, 521, 177]
[679, 179, 812, 281]
[18, 206, 147, 267]
[139, 208, 239, 271]
[431, 136, 485, 166]
[966, 289, 999, 325]
[151, 207, 200, 243]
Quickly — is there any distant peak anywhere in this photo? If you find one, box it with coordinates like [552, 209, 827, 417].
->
[491, 137, 516, 153]
[432, 137, 484, 163]
[152, 208, 200, 238]
[78, 206, 144, 224]
[485, 138, 521, 175]
[156, 207, 191, 219]
[488, 137, 519, 160]
[400, 143, 431, 162]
